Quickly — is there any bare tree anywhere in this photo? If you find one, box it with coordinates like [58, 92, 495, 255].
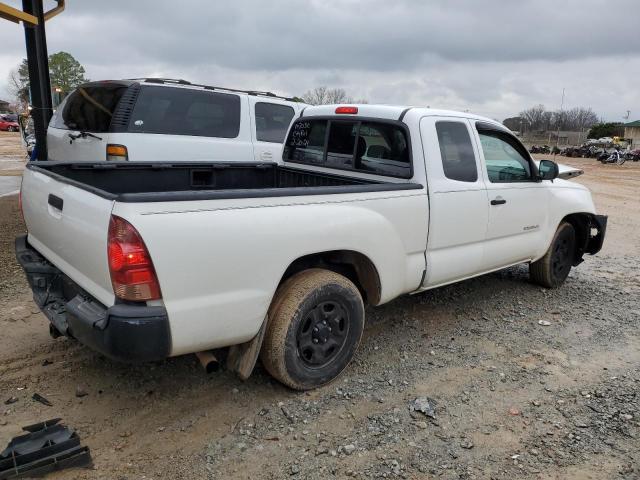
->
[301, 86, 366, 105]
[571, 107, 599, 131]
[519, 104, 547, 131]
[518, 104, 598, 132]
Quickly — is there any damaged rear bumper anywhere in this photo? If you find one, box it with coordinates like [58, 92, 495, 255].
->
[15, 234, 171, 362]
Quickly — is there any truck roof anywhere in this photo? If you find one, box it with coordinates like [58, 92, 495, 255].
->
[302, 104, 501, 127]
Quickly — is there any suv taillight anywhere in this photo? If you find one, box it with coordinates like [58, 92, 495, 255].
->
[107, 215, 161, 301]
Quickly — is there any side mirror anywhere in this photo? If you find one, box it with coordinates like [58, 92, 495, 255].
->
[538, 160, 559, 181]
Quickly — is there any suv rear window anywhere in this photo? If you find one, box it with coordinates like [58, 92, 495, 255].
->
[128, 86, 241, 138]
[51, 84, 127, 132]
[255, 102, 295, 143]
[284, 119, 411, 178]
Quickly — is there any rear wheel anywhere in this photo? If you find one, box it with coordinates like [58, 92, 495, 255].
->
[8, 126, 17, 132]
[530, 222, 576, 288]
[260, 269, 364, 390]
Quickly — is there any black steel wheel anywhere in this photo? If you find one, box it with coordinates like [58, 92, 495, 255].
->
[260, 269, 364, 390]
[530, 222, 576, 288]
[296, 300, 350, 368]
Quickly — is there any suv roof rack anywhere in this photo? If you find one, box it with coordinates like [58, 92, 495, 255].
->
[126, 77, 299, 102]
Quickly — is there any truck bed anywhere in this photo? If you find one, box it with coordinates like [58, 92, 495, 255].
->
[28, 162, 421, 203]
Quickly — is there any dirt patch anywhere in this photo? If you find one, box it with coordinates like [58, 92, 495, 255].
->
[0, 158, 638, 479]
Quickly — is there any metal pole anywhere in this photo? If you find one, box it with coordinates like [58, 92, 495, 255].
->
[22, 0, 52, 161]
[553, 88, 565, 161]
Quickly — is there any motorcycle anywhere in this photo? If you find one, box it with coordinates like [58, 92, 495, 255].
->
[623, 149, 640, 162]
[600, 149, 626, 165]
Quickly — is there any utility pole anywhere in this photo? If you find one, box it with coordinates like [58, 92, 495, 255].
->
[554, 88, 565, 160]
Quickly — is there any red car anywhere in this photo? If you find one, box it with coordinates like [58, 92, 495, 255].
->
[0, 114, 19, 132]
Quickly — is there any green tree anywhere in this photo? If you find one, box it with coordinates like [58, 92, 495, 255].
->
[587, 122, 624, 139]
[48, 51, 88, 94]
[7, 52, 88, 105]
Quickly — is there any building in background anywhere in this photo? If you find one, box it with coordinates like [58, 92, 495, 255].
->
[623, 120, 640, 148]
[0, 99, 11, 113]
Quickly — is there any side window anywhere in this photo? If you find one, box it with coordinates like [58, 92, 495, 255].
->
[478, 130, 532, 182]
[284, 118, 411, 178]
[435, 121, 478, 182]
[128, 86, 241, 138]
[255, 102, 295, 143]
[53, 85, 127, 132]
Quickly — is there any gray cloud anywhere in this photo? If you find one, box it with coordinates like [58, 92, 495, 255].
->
[1, 0, 639, 121]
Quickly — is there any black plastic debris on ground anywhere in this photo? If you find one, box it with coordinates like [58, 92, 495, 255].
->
[31, 394, 52, 407]
[0, 418, 92, 479]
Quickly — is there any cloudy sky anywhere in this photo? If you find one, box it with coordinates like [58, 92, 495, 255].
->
[1, 0, 639, 121]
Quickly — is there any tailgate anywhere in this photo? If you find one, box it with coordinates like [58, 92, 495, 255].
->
[21, 167, 116, 306]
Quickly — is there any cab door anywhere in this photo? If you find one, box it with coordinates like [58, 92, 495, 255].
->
[473, 123, 549, 269]
[420, 116, 489, 287]
[248, 98, 299, 163]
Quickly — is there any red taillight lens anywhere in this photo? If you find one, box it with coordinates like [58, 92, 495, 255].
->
[335, 106, 358, 114]
[107, 215, 161, 301]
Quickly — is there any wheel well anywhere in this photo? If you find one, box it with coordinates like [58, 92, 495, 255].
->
[561, 213, 595, 265]
[280, 251, 381, 305]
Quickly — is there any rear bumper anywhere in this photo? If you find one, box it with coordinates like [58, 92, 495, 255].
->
[15, 234, 171, 362]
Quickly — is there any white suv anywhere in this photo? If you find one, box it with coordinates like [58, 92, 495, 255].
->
[47, 78, 306, 163]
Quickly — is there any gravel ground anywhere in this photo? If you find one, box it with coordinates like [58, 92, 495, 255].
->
[0, 151, 638, 480]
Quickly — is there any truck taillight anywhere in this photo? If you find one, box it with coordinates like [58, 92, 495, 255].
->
[107, 215, 161, 301]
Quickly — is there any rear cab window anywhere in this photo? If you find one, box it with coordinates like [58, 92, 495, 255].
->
[255, 102, 295, 143]
[50, 83, 127, 132]
[284, 118, 411, 178]
[128, 86, 241, 138]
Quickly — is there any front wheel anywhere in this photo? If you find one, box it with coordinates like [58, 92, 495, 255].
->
[260, 269, 365, 390]
[530, 222, 576, 288]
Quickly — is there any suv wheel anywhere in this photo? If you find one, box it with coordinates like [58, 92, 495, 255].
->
[260, 269, 364, 390]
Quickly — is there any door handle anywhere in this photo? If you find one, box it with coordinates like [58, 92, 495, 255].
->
[48, 194, 64, 211]
[490, 198, 506, 206]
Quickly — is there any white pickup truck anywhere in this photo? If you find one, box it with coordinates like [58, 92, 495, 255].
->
[16, 104, 607, 390]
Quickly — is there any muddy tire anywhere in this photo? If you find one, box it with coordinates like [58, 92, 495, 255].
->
[260, 269, 365, 390]
[530, 222, 576, 288]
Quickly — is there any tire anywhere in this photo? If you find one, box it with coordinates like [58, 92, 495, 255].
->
[260, 269, 365, 390]
[8, 126, 17, 132]
[530, 222, 576, 288]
